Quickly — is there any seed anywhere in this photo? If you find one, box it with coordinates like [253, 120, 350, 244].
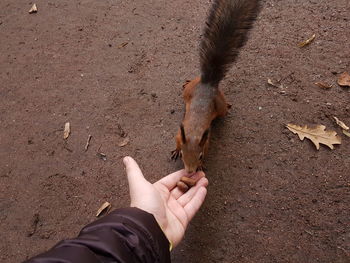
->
[177, 181, 189, 192]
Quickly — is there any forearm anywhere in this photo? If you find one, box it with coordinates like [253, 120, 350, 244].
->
[25, 208, 171, 263]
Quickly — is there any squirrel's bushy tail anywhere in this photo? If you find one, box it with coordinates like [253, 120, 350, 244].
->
[200, 0, 260, 86]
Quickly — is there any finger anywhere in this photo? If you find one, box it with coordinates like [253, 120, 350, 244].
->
[177, 177, 208, 206]
[170, 171, 205, 199]
[123, 156, 149, 198]
[184, 187, 207, 222]
[156, 169, 188, 190]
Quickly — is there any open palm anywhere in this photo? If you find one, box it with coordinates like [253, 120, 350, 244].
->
[124, 156, 208, 248]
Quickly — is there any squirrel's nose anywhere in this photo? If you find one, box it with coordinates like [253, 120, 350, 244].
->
[185, 165, 196, 175]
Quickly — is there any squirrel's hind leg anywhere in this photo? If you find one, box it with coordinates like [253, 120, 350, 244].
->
[182, 76, 201, 90]
[214, 90, 231, 117]
[183, 76, 201, 102]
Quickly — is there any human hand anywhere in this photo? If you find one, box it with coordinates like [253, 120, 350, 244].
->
[123, 156, 208, 248]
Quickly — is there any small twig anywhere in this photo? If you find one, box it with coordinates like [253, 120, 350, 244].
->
[64, 144, 73, 152]
[304, 230, 314, 236]
[337, 246, 349, 257]
[84, 135, 92, 151]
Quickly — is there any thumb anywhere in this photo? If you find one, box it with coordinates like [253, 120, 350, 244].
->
[123, 156, 149, 201]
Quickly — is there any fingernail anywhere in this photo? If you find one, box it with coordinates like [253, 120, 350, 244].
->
[123, 156, 130, 166]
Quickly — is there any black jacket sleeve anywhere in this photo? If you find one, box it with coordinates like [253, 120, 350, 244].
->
[25, 207, 171, 263]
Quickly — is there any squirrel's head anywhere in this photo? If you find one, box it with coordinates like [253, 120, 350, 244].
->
[179, 124, 209, 174]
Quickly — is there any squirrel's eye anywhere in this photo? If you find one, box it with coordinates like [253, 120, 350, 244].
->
[199, 152, 203, 160]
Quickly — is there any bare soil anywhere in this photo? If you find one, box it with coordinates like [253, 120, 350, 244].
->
[0, 0, 349, 262]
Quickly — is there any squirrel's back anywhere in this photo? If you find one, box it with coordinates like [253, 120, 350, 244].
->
[200, 0, 260, 86]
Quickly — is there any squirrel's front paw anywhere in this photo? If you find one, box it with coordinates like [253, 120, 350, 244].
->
[171, 149, 181, 160]
[182, 80, 191, 89]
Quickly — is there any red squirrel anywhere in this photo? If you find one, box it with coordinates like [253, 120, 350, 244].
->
[172, 0, 261, 174]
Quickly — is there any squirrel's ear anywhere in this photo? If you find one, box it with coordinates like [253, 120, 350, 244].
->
[180, 124, 186, 144]
[199, 128, 210, 147]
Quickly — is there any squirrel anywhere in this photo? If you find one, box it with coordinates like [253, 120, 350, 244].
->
[171, 0, 261, 175]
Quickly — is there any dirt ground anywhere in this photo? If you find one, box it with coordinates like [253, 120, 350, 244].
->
[0, 0, 349, 262]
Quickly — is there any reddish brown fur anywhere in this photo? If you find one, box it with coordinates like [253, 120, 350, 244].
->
[172, 0, 260, 173]
[172, 77, 229, 173]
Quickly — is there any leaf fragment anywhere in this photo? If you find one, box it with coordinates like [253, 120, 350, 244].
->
[287, 124, 341, 150]
[267, 78, 281, 88]
[63, 122, 70, 139]
[96, 202, 111, 217]
[298, 34, 316, 47]
[117, 124, 127, 138]
[118, 137, 130, 147]
[29, 3, 38, 14]
[267, 78, 287, 94]
[333, 117, 349, 130]
[315, 82, 332, 89]
[97, 152, 107, 161]
[337, 72, 350, 87]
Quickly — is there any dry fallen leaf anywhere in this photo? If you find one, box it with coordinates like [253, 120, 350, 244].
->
[29, 3, 38, 14]
[117, 124, 127, 138]
[118, 137, 130, 147]
[343, 130, 350, 138]
[287, 124, 341, 150]
[267, 78, 281, 88]
[337, 72, 350, 87]
[315, 82, 332, 89]
[298, 34, 316, 47]
[63, 122, 70, 139]
[27, 213, 40, 237]
[333, 117, 349, 130]
[96, 202, 111, 217]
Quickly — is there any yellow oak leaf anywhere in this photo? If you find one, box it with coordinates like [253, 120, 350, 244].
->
[287, 124, 341, 150]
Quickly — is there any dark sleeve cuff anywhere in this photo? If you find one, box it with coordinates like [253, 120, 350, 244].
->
[25, 207, 171, 263]
[79, 207, 171, 262]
